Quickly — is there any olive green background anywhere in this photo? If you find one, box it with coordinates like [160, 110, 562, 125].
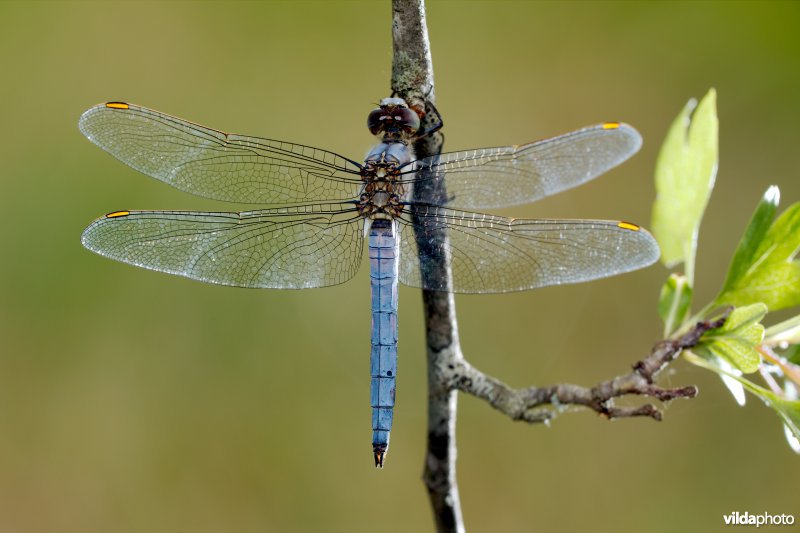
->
[1, 1, 798, 532]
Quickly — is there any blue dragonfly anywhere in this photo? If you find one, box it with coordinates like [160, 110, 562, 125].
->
[79, 98, 659, 467]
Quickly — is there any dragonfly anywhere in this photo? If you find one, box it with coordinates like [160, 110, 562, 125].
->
[79, 98, 660, 467]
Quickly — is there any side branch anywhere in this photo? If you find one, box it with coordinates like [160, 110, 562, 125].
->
[452, 315, 728, 423]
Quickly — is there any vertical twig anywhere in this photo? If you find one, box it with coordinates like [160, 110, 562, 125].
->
[390, 1, 464, 531]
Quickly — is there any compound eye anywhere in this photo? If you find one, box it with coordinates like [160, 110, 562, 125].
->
[367, 108, 385, 135]
[396, 107, 420, 134]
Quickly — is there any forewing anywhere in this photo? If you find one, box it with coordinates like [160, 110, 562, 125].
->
[81, 204, 364, 289]
[406, 123, 642, 210]
[79, 103, 363, 204]
[398, 206, 659, 293]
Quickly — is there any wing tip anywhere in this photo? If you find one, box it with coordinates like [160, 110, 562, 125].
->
[78, 102, 132, 135]
[606, 121, 643, 154]
[627, 223, 661, 267]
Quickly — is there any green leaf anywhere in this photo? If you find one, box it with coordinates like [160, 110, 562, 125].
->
[695, 303, 767, 373]
[684, 351, 800, 454]
[658, 273, 692, 336]
[715, 194, 800, 311]
[720, 186, 779, 292]
[651, 89, 718, 284]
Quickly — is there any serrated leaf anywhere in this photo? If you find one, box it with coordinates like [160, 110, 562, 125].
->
[717, 304, 767, 335]
[715, 198, 800, 311]
[697, 340, 761, 374]
[651, 89, 718, 283]
[658, 273, 692, 336]
[696, 303, 767, 373]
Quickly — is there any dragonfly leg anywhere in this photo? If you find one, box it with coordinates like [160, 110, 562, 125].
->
[414, 98, 444, 139]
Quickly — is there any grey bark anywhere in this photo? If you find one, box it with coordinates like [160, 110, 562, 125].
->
[390, 1, 463, 532]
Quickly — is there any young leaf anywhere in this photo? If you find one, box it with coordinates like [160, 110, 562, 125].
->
[651, 89, 718, 284]
[719, 186, 779, 292]
[658, 273, 692, 336]
[715, 195, 800, 311]
[695, 303, 767, 373]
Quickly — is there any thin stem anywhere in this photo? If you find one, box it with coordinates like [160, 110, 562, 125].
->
[390, 1, 464, 532]
[451, 315, 727, 423]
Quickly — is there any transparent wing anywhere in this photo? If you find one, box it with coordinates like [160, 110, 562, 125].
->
[403, 123, 642, 210]
[397, 206, 659, 293]
[81, 203, 364, 289]
[79, 103, 363, 204]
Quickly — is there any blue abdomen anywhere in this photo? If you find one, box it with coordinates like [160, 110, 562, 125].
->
[369, 218, 399, 467]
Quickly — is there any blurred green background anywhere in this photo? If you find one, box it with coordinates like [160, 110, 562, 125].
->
[1, 1, 799, 531]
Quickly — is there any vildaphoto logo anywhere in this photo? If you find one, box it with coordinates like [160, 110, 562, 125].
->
[723, 511, 795, 527]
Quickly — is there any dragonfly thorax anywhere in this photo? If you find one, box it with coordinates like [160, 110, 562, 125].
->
[358, 141, 412, 219]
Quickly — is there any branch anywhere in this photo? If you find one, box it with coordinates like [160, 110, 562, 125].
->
[452, 314, 728, 423]
[390, 1, 464, 532]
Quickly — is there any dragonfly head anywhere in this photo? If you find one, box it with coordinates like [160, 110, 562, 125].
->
[367, 97, 420, 141]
